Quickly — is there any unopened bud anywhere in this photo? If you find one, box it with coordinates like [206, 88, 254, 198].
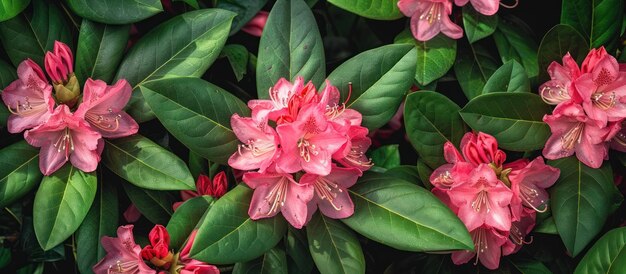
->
[53, 74, 80, 107]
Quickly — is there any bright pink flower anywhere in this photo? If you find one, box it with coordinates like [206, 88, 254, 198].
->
[581, 47, 609, 73]
[540, 53, 582, 105]
[92, 225, 156, 274]
[247, 76, 315, 124]
[44, 41, 73, 84]
[242, 11, 268, 37]
[300, 166, 361, 219]
[333, 125, 373, 171]
[451, 226, 508, 270]
[141, 225, 173, 269]
[397, 0, 463, 41]
[244, 171, 313, 229]
[228, 114, 279, 173]
[502, 208, 535, 256]
[24, 105, 103, 175]
[179, 230, 220, 274]
[1, 59, 54, 133]
[75, 79, 139, 138]
[449, 164, 513, 231]
[460, 132, 506, 167]
[454, 0, 499, 15]
[174, 172, 228, 210]
[508, 157, 560, 219]
[542, 103, 620, 168]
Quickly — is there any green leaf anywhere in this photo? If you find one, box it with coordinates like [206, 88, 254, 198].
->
[404, 91, 465, 169]
[285, 227, 314, 274]
[121, 182, 175, 225]
[550, 157, 623, 256]
[534, 216, 558, 235]
[75, 20, 130, 84]
[19, 216, 66, 262]
[103, 134, 195, 190]
[221, 44, 249, 81]
[327, 0, 402, 20]
[67, 0, 162, 24]
[76, 175, 118, 274]
[483, 60, 530, 93]
[561, 0, 623, 51]
[166, 196, 213, 250]
[175, 0, 200, 9]
[492, 16, 539, 81]
[416, 159, 434, 190]
[537, 24, 588, 82]
[326, 44, 416, 130]
[233, 247, 289, 274]
[369, 145, 400, 169]
[307, 213, 365, 274]
[574, 227, 626, 274]
[0, 0, 72, 67]
[459, 93, 552, 151]
[115, 9, 235, 122]
[217, 0, 268, 34]
[256, 0, 325, 98]
[190, 185, 287, 264]
[0, 59, 16, 89]
[342, 173, 473, 251]
[454, 42, 499, 100]
[395, 31, 456, 86]
[0, 141, 41, 207]
[462, 5, 498, 43]
[140, 78, 249, 164]
[384, 165, 422, 186]
[34, 165, 97, 250]
[508, 258, 552, 274]
[0, 0, 29, 22]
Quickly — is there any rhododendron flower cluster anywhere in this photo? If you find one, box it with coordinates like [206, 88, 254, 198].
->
[430, 132, 560, 269]
[228, 76, 372, 228]
[93, 225, 219, 274]
[540, 47, 626, 168]
[1, 41, 138, 175]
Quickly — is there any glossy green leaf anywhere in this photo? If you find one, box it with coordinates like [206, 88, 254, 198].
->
[103, 134, 195, 190]
[121, 182, 175, 225]
[0, 0, 29, 22]
[462, 5, 498, 43]
[76, 176, 118, 274]
[0, 0, 72, 67]
[327, 44, 416, 130]
[459, 93, 552, 151]
[369, 145, 400, 170]
[327, 0, 402, 20]
[416, 159, 434, 190]
[257, 0, 325, 98]
[561, 0, 623, 51]
[342, 173, 473, 251]
[537, 24, 588, 82]
[233, 247, 289, 274]
[34, 165, 97, 250]
[75, 20, 130, 84]
[483, 60, 530, 93]
[19, 216, 66, 262]
[175, 0, 200, 9]
[534, 216, 558, 235]
[454, 42, 499, 100]
[115, 9, 235, 122]
[404, 91, 465, 169]
[550, 157, 623, 256]
[190, 185, 287, 264]
[492, 16, 539, 80]
[0, 59, 16, 89]
[395, 30, 456, 86]
[140, 78, 249, 164]
[384, 165, 422, 186]
[0, 141, 41, 207]
[574, 227, 626, 274]
[217, 0, 268, 34]
[508, 258, 552, 274]
[67, 0, 162, 24]
[285, 227, 314, 274]
[220, 44, 249, 81]
[166, 196, 213, 250]
[308, 213, 365, 274]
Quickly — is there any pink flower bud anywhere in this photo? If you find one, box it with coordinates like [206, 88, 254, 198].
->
[44, 41, 73, 83]
[148, 224, 170, 248]
[242, 11, 268, 37]
[581, 46, 608, 73]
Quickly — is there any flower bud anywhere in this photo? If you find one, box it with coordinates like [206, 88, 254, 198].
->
[148, 225, 170, 247]
[53, 74, 80, 107]
[242, 11, 268, 37]
[45, 41, 74, 84]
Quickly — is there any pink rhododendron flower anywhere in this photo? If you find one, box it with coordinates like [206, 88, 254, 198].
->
[24, 105, 102, 175]
[300, 165, 361, 219]
[581, 47, 609, 73]
[242, 11, 268, 37]
[502, 208, 536, 256]
[247, 76, 315, 124]
[92, 225, 156, 274]
[451, 226, 508, 270]
[460, 132, 506, 167]
[610, 121, 626, 152]
[179, 230, 220, 274]
[44, 41, 73, 84]
[228, 114, 279, 173]
[141, 225, 174, 269]
[507, 157, 560, 219]
[540, 53, 582, 105]
[397, 0, 463, 41]
[1, 59, 54, 133]
[455, 0, 499, 15]
[173, 172, 228, 210]
[333, 125, 373, 171]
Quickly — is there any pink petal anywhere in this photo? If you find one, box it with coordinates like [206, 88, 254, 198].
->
[281, 182, 314, 228]
[397, 0, 420, 16]
[470, 0, 499, 16]
[247, 184, 280, 220]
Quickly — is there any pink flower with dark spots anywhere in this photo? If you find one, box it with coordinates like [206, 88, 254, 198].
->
[397, 0, 463, 41]
[540, 53, 582, 105]
[44, 41, 73, 84]
[228, 114, 279, 173]
[451, 226, 508, 270]
[300, 165, 361, 219]
[92, 225, 156, 274]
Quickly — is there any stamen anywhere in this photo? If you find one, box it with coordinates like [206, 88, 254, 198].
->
[107, 259, 139, 273]
[7, 96, 47, 116]
[540, 84, 570, 105]
[53, 128, 74, 156]
[314, 177, 343, 210]
[260, 177, 288, 216]
[500, 0, 519, 8]
[591, 91, 617, 110]
[560, 122, 584, 151]
[419, 3, 441, 24]
[472, 229, 488, 266]
[238, 139, 274, 157]
[433, 171, 454, 188]
[471, 190, 491, 213]
[85, 113, 120, 132]
[520, 184, 548, 212]
[298, 138, 319, 162]
[344, 144, 374, 168]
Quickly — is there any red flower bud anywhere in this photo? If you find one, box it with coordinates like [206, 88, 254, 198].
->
[44, 41, 73, 83]
[242, 11, 268, 37]
[148, 225, 170, 248]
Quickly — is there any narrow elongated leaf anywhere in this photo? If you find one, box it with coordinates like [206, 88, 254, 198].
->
[233, 247, 289, 274]
[122, 183, 175, 225]
[404, 91, 465, 169]
[483, 60, 531, 93]
[462, 5, 498, 43]
[492, 16, 539, 80]
[395, 30, 456, 86]
[115, 9, 235, 122]
[454, 42, 499, 99]
[34, 165, 97, 250]
[459, 93, 552, 151]
[103, 135, 195, 190]
[537, 25, 588, 82]
[257, 0, 325, 98]
[0, 0, 29, 22]
[326, 44, 416, 130]
[574, 227, 626, 274]
[75, 20, 130, 84]
[342, 174, 474, 251]
[308, 213, 365, 274]
[217, 0, 268, 34]
[561, 0, 623, 51]
[327, 0, 402, 20]
[166, 196, 213, 250]
[190, 185, 287, 264]
[67, 0, 162, 24]
[550, 157, 623, 256]
[0, 141, 41, 207]
[0, 0, 72, 67]
[140, 78, 249, 164]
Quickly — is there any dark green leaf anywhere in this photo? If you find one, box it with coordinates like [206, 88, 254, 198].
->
[327, 44, 416, 130]
[462, 5, 498, 43]
[233, 247, 289, 274]
[188, 151, 209, 179]
[19, 216, 65, 262]
[574, 227, 626, 274]
[384, 165, 422, 186]
[0, 0, 29, 22]
[75, 20, 130, 84]
[454, 42, 499, 100]
[140, 78, 249, 164]
[221, 44, 249, 81]
[308, 213, 365, 274]
[561, 0, 623, 51]
[508, 258, 552, 274]
[483, 60, 531, 93]
[0, 141, 41, 207]
[416, 159, 434, 190]
[190, 185, 287, 264]
[175, 0, 200, 9]
[537, 24, 588, 82]
[67, 0, 162, 24]
[0, 59, 16, 89]
[121, 182, 175, 225]
[166, 196, 213, 250]
[492, 16, 539, 81]
[257, 0, 325, 98]
[103, 134, 195, 190]
[285, 227, 314, 274]
[327, 0, 402, 20]
[550, 157, 623, 256]
[459, 93, 552, 151]
[0, 247, 9, 268]
[217, 0, 268, 34]
[34, 165, 97, 250]
[534, 216, 558, 235]
[369, 145, 400, 169]
[395, 30, 456, 86]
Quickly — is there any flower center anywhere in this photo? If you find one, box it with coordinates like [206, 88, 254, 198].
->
[85, 112, 121, 132]
[298, 138, 318, 162]
[420, 3, 442, 24]
[540, 83, 570, 105]
[238, 139, 274, 157]
[7, 96, 47, 116]
[471, 189, 491, 213]
[108, 260, 140, 273]
[325, 104, 345, 119]
[314, 177, 343, 210]
[261, 177, 289, 216]
[560, 122, 584, 151]
[433, 170, 454, 189]
[344, 144, 373, 168]
[594, 68, 614, 87]
[520, 184, 548, 212]
[591, 91, 617, 110]
[509, 222, 533, 246]
[53, 127, 74, 156]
